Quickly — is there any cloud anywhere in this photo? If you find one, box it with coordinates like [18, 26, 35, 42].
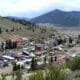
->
[0, 0, 80, 18]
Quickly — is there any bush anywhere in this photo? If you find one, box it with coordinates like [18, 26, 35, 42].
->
[46, 66, 66, 80]
[15, 70, 22, 80]
[66, 57, 80, 71]
[29, 71, 44, 80]
[13, 64, 21, 71]
[29, 66, 67, 80]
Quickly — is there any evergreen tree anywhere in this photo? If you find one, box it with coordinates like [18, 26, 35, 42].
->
[5, 40, 9, 49]
[1, 42, 4, 52]
[44, 56, 47, 65]
[69, 37, 73, 44]
[13, 42, 17, 48]
[49, 56, 53, 66]
[31, 57, 37, 70]
[8, 39, 12, 49]
[0, 28, 2, 34]
[13, 63, 20, 71]
[5, 29, 8, 32]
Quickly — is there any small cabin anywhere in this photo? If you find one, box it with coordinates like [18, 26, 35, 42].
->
[35, 44, 45, 51]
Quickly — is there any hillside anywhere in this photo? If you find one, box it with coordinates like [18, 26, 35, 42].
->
[0, 17, 55, 40]
[31, 9, 80, 27]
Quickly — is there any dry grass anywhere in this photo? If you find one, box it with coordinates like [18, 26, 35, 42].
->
[0, 17, 56, 40]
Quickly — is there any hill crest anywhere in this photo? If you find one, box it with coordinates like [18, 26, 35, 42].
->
[30, 9, 80, 27]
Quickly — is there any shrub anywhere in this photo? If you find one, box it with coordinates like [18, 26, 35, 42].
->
[66, 57, 80, 71]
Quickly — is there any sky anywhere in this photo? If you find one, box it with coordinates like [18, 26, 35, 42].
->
[0, 0, 80, 18]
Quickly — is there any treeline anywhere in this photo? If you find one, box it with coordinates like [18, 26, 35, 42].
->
[5, 17, 36, 26]
[5, 39, 17, 49]
[0, 39, 17, 51]
[3, 17, 48, 34]
[0, 27, 22, 34]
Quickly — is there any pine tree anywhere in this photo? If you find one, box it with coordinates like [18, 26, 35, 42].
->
[6, 29, 8, 32]
[44, 56, 47, 65]
[8, 39, 12, 49]
[1, 42, 4, 52]
[31, 57, 37, 70]
[0, 27, 2, 34]
[49, 56, 53, 66]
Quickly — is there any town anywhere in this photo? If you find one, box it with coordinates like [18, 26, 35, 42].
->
[0, 0, 80, 80]
[0, 31, 79, 75]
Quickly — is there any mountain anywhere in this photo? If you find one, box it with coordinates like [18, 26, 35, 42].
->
[31, 9, 80, 27]
[6, 16, 29, 21]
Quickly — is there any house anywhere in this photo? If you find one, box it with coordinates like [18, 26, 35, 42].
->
[35, 43, 45, 51]
[22, 50, 35, 57]
[54, 46, 63, 51]
[2, 55, 14, 61]
[16, 58, 32, 65]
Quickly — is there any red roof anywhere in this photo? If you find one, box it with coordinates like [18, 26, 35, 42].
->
[16, 38, 23, 43]
[57, 58, 65, 62]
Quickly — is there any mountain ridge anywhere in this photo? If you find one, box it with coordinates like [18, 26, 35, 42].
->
[6, 16, 29, 21]
[30, 9, 80, 27]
